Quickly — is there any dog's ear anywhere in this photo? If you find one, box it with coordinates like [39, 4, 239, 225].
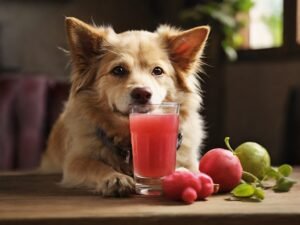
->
[65, 17, 111, 94]
[65, 17, 103, 73]
[158, 25, 210, 73]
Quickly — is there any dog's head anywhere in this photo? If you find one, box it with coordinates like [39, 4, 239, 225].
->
[65, 17, 209, 116]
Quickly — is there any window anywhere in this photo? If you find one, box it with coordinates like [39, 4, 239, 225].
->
[249, 0, 283, 49]
[241, 0, 283, 49]
[180, 0, 299, 59]
[238, 0, 300, 59]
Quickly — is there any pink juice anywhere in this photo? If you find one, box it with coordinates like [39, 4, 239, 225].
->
[130, 113, 179, 178]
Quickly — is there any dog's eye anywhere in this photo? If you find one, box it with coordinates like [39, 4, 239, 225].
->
[111, 66, 128, 76]
[152, 67, 164, 76]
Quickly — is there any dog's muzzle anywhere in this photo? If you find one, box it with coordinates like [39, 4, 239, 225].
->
[130, 87, 152, 104]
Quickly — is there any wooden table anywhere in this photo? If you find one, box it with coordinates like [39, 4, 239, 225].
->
[0, 169, 299, 225]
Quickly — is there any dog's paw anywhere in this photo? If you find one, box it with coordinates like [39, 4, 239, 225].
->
[98, 173, 135, 197]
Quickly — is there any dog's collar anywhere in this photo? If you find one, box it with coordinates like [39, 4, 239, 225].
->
[96, 127, 183, 164]
[96, 127, 132, 164]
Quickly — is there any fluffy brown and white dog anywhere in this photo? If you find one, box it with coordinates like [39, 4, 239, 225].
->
[41, 17, 210, 197]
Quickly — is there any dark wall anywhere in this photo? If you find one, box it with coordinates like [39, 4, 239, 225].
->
[224, 59, 300, 164]
[0, 0, 184, 78]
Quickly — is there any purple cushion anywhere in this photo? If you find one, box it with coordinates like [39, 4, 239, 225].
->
[15, 76, 48, 169]
[0, 75, 70, 170]
[0, 78, 19, 170]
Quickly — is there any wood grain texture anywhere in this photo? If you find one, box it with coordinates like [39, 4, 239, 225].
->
[0, 169, 299, 225]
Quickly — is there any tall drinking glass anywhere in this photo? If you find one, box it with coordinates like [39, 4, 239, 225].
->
[129, 102, 179, 195]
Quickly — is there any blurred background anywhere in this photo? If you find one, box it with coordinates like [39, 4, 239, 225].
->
[0, 0, 300, 170]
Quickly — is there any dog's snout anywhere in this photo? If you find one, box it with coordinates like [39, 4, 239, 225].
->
[131, 87, 152, 104]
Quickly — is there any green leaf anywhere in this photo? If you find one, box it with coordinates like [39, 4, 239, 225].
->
[278, 164, 293, 177]
[265, 167, 280, 180]
[273, 177, 297, 192]
[231, 183, 255, 197]
[233, 0, 254, 12]
[232, 33, 244, 48]
[197, 4, 217, 16]
[222, 43, 237, 61]
[253, 187, 265, 200]
[210, 10, 237, 28]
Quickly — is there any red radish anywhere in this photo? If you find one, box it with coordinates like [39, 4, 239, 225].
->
[199, 148, 243, 192]
[196, 172, 214, 199]
[181, 187, 197, 204]
[162, 171, 201, 200]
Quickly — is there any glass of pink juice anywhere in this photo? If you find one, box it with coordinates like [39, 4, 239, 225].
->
[129, 103, 179, 195]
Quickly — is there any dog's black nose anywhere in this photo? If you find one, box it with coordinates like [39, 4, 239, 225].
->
[131, 87, 152, 104]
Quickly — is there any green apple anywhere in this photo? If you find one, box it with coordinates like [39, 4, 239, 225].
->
[234, 142, 271, 180]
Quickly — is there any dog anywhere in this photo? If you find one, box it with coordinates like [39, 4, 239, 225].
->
[41, 17, 210, 197]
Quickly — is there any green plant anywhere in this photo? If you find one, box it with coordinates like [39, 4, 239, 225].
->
[225, 137, 296, 202]
[262, 13, 283, 47]
[180, 0, 254, 61]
